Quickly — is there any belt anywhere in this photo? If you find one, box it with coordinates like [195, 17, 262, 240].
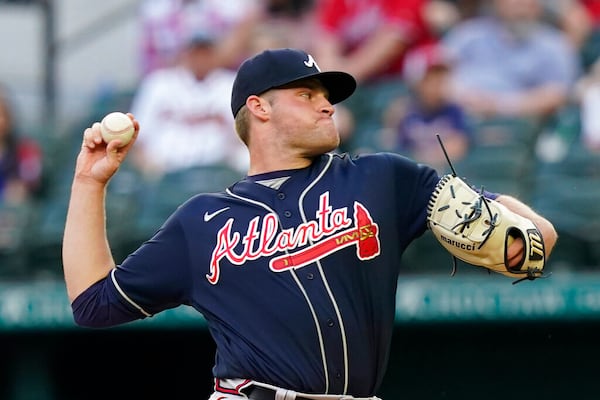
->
[247, 386, 313, 400]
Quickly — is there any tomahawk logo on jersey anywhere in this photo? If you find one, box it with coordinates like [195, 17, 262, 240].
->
[207, 192, 381, 284]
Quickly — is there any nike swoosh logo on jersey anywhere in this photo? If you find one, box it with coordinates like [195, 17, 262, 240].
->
[204, 207, 230, 222]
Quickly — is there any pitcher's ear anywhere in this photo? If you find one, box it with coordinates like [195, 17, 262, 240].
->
[246, 95, 271, 121]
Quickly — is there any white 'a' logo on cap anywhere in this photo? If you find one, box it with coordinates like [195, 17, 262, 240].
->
[304, 54, 321, 71]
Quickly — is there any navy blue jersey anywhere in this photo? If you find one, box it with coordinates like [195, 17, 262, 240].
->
[72, 151, 440, 396]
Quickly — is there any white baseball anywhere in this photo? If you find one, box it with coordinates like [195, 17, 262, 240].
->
[100, 112, 134, 147]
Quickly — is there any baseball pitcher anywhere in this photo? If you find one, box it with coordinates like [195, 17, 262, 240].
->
[62, 48, 558, 400]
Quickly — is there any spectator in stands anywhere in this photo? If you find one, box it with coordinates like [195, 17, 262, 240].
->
[450, 0, 486, 20]
[541, 0, 593, 53]
[423, 0, 464, 37]
[0, 84, 43, 205]
[309, 0, 447, 153]
[577, 0, 600, 71]
[138, 0, 260, 75]
[311, 0, 439, 84]
[451, 0, 594, 45]
[130, 31, 249, 181]
[221, 0, 318, 68]
[441, 0, 580, 121]
[139, 0, 323, 80]
[380, 44, 472, 172]
[575, 56, 600, 151]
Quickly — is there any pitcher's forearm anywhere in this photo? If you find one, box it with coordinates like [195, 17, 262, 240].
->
[62, 178, 116, 303]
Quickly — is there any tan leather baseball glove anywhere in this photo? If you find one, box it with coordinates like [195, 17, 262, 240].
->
[427, 174, 546, 284]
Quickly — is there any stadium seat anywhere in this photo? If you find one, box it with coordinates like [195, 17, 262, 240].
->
[24, 159, 143, 276]
[469, 116, 541, 149]
[453, 145, 533, 200]
[531, 140, 600, 269]
[341, 79, 409, 153]
[451, 116, 543, 202]
[132, 164, 244, 242]
[0, 203, 34, 278]
[401, 231, 457, 275]
[23, 195, 66, 278]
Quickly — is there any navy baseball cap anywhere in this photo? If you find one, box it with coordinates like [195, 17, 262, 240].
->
[231, 48, 357, 117]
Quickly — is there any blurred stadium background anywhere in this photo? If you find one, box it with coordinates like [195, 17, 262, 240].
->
[1, 1, 600, 399]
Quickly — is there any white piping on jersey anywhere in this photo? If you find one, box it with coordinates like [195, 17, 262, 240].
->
[288, 268, 330, 393]
[224, 153, 350, 394]
[111, 268, 152, 317]
[297, 153, 349, 395]
[225, 184, 331, 393]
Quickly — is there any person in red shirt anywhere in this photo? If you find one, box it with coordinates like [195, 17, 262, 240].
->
[0, 85, 43, 205]
[311, 0, 443, 152]
[313, 0, 438, 83]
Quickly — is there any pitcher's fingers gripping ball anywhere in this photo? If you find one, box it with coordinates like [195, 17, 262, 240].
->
[100, 112, 135, 147]
[427, 174, 546, 284]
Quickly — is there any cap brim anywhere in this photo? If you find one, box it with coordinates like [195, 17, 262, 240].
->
[281, 71, 357, 105]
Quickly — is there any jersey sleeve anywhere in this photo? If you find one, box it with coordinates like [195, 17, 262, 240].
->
[71, 211, 194, 328]
[113, 213, 194, 312]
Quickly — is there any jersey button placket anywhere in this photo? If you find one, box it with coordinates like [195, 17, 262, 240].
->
[276, 193, 292, 218]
